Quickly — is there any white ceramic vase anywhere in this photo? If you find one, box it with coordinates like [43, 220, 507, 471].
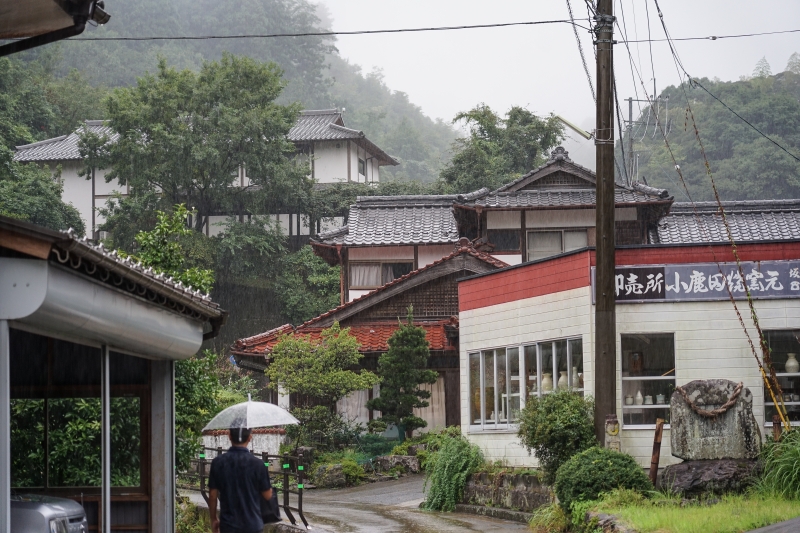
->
[558, 371, 568, 390]
[541, 373, 553, 392]
[635, 390, 644, 405]
[786, 353, 800, 374]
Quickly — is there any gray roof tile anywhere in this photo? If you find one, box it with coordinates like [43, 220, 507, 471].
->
[652, 200, 800, 244]
[14, 120, 118, 162]
[474, 188, 670, 208]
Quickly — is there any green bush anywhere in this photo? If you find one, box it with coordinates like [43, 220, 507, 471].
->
[340, 458, 367, 485]
[528, 502, 569, 533]
[423, 431, 484, 511]
[517, 390, 596, 483]
[756, 428, 800, 499]
[554, 447, 652, 512]
[356, 433, 397, 458]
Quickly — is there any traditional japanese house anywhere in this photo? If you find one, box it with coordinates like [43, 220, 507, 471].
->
[457, 198, 800, 467]
[232, 242, 508, 430]
[0, 215, 227, 533]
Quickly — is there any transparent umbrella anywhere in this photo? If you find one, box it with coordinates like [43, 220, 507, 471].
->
[202, 395, 300, 431]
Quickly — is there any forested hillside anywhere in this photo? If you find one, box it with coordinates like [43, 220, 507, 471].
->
[623, 56, 800, 201]
[15, 0, 455, 182]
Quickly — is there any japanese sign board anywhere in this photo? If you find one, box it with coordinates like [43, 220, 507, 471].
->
[591, 260, 800, 303]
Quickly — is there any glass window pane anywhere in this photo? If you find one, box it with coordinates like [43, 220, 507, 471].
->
[483, 351, 495, 425]
[555, 340, 568, 390]
[524, 345, 538, 396]
[496, 349, 507, 422]
[621, 334, 675, 377]
[49, 398, 102, 487]
[766, 330, 800, 374]
[564, 230, 588, 252]
[528, 232, 562, 261]
[508, 348, 521, 422]
[487, 230, 521, 252]
[11, 399, 45, 488]
[381, 262, 414, 284]
[469, 353, 481, 424]
[569, 338, 584, 389]
[112, 397, 141, 487]
[541, 343, 554, 392]
[349, 263, 381, 288]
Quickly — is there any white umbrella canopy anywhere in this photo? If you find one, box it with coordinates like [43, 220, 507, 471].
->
[203, 395, 300, 431]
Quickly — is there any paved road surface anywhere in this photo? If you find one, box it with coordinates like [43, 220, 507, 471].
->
[183, 475, 530, 533]
[746, 517, 800, 533]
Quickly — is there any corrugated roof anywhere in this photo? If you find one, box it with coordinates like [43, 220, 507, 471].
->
[14, 120, 118, 162]
[652, 200, 800, 244]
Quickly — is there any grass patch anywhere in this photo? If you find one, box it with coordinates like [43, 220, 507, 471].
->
[595, 493, 800, 533]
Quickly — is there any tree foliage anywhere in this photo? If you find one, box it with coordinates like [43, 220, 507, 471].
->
[622, 68, 800, 201]
[517, 390, 596, 484]
[440, 104, 565, 192]
[275, 245, 341, 324]
[422, 429, 484, 512]
[267, 323, 378, 405]
[366, 307, 439, 439]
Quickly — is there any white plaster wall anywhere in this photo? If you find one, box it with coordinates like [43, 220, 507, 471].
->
[418, 244, 455, 267]
[313, 141, 348, 183]
[349, 246, 415, 261]
[459, 286, 594, 467]
[526, 207, 637, 228]
[460, 283, 800, 467]
[487, 211, 522, 230]
[348, 289, 372, 301]
[492, 254, 523, 266]
[49, 161, 126, 235]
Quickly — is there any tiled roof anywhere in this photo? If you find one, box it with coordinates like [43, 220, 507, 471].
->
[316, 195, 461, 246]
[651, 200, 800, 244]
[14, 120, 118, 162]
[287, 109, 398, 166]
[472, 188, 672, 209]
[233, 243, 506, 357]
[233, 318, 458, 357]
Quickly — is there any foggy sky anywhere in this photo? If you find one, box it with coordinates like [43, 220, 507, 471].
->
[322, 0, 800, 170]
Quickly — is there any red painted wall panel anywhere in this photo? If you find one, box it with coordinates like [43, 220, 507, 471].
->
[460, 242, 800, 312]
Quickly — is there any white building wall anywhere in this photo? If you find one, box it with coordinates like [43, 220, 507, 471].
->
[313, 141, 349, 183]
[460, 283, 800, 468]
[49, 161, 126, 236]
[349, 246, 414, 261]
[418, 244, 456, 267]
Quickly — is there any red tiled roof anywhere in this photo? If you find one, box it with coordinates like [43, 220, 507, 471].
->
[233, 317, 458, 357]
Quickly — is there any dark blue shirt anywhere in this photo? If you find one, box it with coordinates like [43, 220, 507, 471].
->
[208, 446, 272, 533]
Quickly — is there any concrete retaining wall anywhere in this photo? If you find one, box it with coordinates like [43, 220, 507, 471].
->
[462, 472, 551, 513]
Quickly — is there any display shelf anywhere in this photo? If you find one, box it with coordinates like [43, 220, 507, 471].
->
[623, 404, 670, 409]
[621, 376, 676, 381]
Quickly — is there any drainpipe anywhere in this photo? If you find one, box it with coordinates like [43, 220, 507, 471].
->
[0, 320, 9, 533]
[101, 345, 111, 533]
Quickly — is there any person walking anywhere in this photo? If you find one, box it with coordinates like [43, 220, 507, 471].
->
[208, 425, 272, 533]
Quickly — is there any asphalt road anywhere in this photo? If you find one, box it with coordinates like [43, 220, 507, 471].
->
[183, 475, 530, 533]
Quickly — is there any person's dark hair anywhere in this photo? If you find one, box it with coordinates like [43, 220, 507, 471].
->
[229, 427, 252, 445]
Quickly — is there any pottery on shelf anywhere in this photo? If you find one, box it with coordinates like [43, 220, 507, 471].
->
[786, 353, 800, 374]
[558, 371, 568, 390]
[656, 394, 666, 404]
[635, 390, 644, 405]
[644, 395, 654, 405]
[541, 373, 553, 392]
[624, 395, 634, 405]
[578, 373, 584, 388]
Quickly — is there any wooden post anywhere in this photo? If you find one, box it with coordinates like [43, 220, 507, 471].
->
[773, 415, 781, 442]
[594, 0, 618, 443]
[649, 418, 664, 486]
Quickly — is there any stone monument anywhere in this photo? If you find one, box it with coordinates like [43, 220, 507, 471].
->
[663, 379, 762, 495]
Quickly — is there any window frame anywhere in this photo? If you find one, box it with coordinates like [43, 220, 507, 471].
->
[526, 228, 589, 262]
[620, 332, 676, 430]
[348, 260, 415, 290]
[487, 229, 522, 253]
[358, 157, 366, 177]
[468, 336, 584, 433]
[762, 329, 800, 427]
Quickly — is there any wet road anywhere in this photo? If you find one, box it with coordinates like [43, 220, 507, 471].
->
[183, 475, 530, 533]
[301, 475, 530, 533]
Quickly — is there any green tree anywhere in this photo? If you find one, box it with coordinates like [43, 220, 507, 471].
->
[366, 307, 439, 441]
[440, 104, 564, 192]
[267, 323, 379, 447]
[753, 56, 773, 78]
[788, 52, 800, 75]
[174, 353, 221, 471]
[275, 245, 341, 324]
[101, 54, 310, 233]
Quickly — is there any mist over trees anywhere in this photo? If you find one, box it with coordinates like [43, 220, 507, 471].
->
[620, 54, 800, 201]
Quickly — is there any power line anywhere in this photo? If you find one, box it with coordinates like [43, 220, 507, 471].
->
[23, 23, 797, 43]
[566, 0, 595, 102]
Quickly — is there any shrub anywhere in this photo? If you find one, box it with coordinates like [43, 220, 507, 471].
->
[517, 390, 596, 483]
[554, 446, 652, 512]
[756, 428, 800, 499]
[356, 433, 397, 458]
[528, 502, 569, 533]
[423, 432, 484, 511]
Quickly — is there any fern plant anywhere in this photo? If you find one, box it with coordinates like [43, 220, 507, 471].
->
[422, 431, 484, 512]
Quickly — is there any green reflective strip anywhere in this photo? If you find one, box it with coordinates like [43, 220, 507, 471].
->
[283, 463, 290, 469]
[297, 465, 304, 471]
[297, 484, 304, 489]
[264, 462, 269, 466]
[199, 454, 205, 458]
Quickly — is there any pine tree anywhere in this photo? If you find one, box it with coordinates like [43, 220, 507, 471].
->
[753, 56, 772, 78]
[366, 306, 439, 442]
[787, 52, 800, 75]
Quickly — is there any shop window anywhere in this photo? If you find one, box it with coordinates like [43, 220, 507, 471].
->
[469, 337, 583, 430]
[487, 229, 521, 252]
[764, 330, 800, 426]
[621, 333, 675, 428]
[527, 229, 588, 261]
[349, 261, 414, 289]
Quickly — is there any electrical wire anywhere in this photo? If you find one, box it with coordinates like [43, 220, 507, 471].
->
[566, 0, 596, 102]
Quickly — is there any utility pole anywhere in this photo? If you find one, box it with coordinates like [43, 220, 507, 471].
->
[627, 97, 633, 184]
[594, 0, 617, 444]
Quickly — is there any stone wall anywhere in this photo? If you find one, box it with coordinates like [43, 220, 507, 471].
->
[462, 472, 551, 513]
